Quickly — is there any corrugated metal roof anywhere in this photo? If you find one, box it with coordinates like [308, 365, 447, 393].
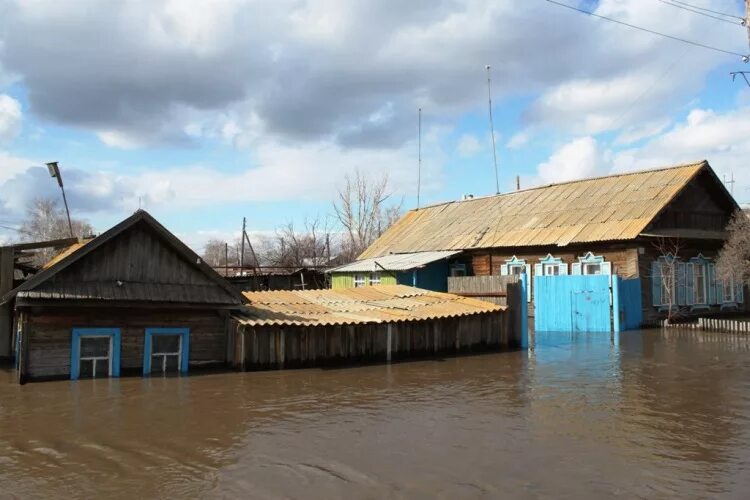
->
[359, 161, 709, 259]
[329, 250, 461, 273]
[234, 284, 503, 326]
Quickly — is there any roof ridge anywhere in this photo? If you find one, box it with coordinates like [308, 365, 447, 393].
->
[413, 160, 707, 211]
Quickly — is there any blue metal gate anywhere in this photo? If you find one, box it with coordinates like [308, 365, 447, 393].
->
[535, 275, 642, 333]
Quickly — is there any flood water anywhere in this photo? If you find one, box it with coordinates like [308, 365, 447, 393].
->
[1, 329, 750, 498]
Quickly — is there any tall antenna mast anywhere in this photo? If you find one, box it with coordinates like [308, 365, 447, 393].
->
[486, 65, 500, 195]
[417, 107, 422, 209]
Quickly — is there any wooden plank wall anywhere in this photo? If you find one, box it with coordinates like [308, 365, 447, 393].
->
[23, 308, 228, 379]
[0, 246, 14, 359]
[447, 275, 519, 305]
[471, 246, 640, 278]
[235, 310, 519, 371]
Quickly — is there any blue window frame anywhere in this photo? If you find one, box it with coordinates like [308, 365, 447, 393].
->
[143, 328, 190, 376]
[71, 328, 121, 380]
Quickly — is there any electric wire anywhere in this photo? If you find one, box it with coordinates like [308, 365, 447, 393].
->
[545, 0, 748, 60]
[663, 0, 745, 21]
[656, 0, 745, 25]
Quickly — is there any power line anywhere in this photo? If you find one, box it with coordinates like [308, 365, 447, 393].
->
[656, 0, 745, 25]
[0, 224, 33, 236]
[485, 65, 500, 195]
[545, 0, 749, 60]
[663, 0, 745, 21]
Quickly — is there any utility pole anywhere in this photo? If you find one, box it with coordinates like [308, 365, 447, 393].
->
[240, 217, 246, 274]
[417, 107, 422, 209]
[224, 242, 229, 277]
[485, 65, 500, 195]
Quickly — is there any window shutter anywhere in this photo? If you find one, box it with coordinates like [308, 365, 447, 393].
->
[707, 263, 717, 305]
[560, 263, 569, 275]
[524, 264, 532, 302]
[571, 263, 582, 275]
[685, 263, 694, 306]
[736, 280, 744, 304]
[651, 261, 662, 306]
[534, 263, 543, 277]
[677, 262, 687, 306]
[601, 262, 612, 275]
[500, 264, 508, 276]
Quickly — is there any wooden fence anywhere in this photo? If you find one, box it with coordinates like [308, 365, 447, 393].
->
[231, 282, 526, 370]
[447, 275, 519, 306]
[661, 316, 750, 333]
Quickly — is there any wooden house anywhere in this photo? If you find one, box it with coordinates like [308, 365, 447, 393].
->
[328, 250, 463, 291]
[2, 210, 245, 383]
[356, 161, 744, 325]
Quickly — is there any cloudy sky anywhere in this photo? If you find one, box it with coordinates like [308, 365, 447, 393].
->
[1, 0, 749, 250]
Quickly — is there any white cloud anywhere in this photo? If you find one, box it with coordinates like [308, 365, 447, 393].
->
[457, 133, 481, 156]
[0, 150, 34, 183]
[0, 94, 21, 144]
[506, 131, 528, 150]
[536, 136, 608, 185]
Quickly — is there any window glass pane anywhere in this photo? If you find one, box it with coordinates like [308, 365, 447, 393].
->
[694, 265, 706, 303]
[94, 359, 109, 378]
[79, 359, 94, 378]
[152, 334, 180, 354]
[585, 264, 601, 275]
[81, 337, 110, 358]
[510, 265, 523, 275]
[152, 354, 180, 374]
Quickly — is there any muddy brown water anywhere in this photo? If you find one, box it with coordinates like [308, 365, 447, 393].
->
[1, 329, 750, 499]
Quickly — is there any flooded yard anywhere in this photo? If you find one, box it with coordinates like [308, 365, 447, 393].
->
[1, 329, 749, 498]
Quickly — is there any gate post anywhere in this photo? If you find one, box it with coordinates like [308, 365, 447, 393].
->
[520, 273, 528, 348]
[612, 275, 621, 333]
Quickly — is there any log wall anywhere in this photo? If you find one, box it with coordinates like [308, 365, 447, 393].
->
[21, 307, 228, 380]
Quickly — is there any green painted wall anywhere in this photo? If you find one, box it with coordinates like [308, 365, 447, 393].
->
[331, 272, 397, 289]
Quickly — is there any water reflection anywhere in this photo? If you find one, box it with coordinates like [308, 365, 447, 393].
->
[0, 329, 748, 498]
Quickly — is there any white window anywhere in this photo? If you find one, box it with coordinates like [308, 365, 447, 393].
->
[583, 263, 601, 275]
[79, 336, 112, 378]
[543, 263, 561, 276]
[353, 274, 366, 288]
[723, 275, 735, 303]
[369, 272, 381, 285]
[659, 262, 675, 307]
[693, 263, 707, 305]
[450, 263, 467, 277]
[150, 335, 182, 374]
[509, 264, 525, 275]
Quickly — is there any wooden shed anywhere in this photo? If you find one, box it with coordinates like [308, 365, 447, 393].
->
[2, 210, 245, 383]
[230, 284, 524, 370]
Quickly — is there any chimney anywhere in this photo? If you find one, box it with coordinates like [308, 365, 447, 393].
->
[516, 175, 520, 191]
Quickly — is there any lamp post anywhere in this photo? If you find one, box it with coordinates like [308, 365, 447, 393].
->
[46, 162, 74, 238]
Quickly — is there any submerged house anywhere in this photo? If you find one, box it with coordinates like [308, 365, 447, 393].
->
[2, 210, 245, 383]
[355, 161, 745, 324]
[328, 251, 463, 291]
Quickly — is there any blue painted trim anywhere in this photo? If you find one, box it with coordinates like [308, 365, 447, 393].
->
[519, 273, 528, 349]
[412, 270, 417, 287]
[505, 255, 526, 265]
[539, 253, 564, 265]
[143, 327, 190, 376]
[70, 328, 121, 381]
[613, 276, 621, 333]
[578, 252, 605, 264]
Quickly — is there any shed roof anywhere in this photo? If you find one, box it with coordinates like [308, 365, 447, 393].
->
[359, 161, 724, 259]
[234, 284, 503, 326]
[329, 250, 461, 273]
[4, 210, 245, 306]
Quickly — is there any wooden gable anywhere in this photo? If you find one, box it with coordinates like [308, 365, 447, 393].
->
[10, 211, 243, 306]
[645, 167, 739, 236]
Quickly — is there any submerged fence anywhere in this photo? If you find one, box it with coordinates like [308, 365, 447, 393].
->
[447, 275, 519, 306]
[663, 317, 750, 333]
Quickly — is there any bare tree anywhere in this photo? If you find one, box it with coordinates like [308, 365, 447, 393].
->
[19, 198, 95, 266]
[202, 239, 238, 270]
[652, 237, 682, 324]
[716, 210, 750, 286]
[263, 217, 334, 268]
[332, 170, 403, 261]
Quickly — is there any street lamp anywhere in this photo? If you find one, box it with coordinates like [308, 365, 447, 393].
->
[46, 162, 74, 238]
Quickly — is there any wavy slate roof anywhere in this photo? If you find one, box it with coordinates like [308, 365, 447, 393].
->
[234, 284, 503, 326]
[329, 250, 461, 273]
[359, 161, 709, 259]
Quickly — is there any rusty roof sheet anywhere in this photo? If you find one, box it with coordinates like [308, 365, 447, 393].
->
[234, 284, 504, 326]
[359, 161, 708, 259]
